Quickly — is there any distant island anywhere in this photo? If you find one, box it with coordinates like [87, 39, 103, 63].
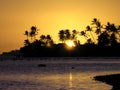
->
[1, 18, 120, 58]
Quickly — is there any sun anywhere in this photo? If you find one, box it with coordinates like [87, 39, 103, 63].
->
[66, 40, 75, 47]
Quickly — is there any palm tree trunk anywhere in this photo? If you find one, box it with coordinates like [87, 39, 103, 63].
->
[90, 31, 96, 43]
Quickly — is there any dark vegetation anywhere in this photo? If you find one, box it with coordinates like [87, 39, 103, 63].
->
[20, 18, 120, 57]
[94, 74, 120, 90]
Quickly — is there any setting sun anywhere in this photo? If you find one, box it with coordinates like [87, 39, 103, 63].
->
[66, 40, 75, 47]
[1, 0, 120, 54]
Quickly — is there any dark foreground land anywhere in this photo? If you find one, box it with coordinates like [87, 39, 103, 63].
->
[94, 74, 120, 90]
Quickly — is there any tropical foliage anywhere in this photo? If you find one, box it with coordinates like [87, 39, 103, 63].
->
[20, 18, 120, 57]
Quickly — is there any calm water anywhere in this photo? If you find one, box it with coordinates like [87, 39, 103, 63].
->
[0, 57, 120, 90]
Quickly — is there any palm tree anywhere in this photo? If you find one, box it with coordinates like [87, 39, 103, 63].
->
[29, 26, 38, 42]
[24, 39, 30, 46]
[80, 31, 88, 41]
[40, 35, 46, 43]
[65, 29, 71, 40]
[40, 35, 54, 46]
[117, 25, 120, 42]
[92, 18, 102, 35]
[110, 33, 117, 46]
[105, 22, 118, 33]
[98, 31, 110, 46]
[24, 30, 29, 40]
[72, 29, 77, 40]
[58, 30, 65, 43]
[46, 35, 51, 40]
[105, 22, 119, 46]
[46, 35, 54, 46]
[86, 25, 96, 43]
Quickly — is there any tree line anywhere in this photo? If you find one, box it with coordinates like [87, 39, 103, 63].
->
[20, 18, 120, 57]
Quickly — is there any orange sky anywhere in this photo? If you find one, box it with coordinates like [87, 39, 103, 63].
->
[0, 0, 120, 53]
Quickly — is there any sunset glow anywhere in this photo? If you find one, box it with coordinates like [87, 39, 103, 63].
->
[66, 40, 75, 47]
[0, 0, 120, 53]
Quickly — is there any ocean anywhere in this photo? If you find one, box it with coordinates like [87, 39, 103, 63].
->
[0, 57, 120, 90]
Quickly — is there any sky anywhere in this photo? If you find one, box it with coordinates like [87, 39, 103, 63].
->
[0, 0, 120, 53]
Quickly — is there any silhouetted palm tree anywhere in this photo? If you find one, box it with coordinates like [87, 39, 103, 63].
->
[46, 35, 54, 46]
[65, 29, 71, 40]
[24, 39, 30, 46]
[29, 26, 38, 42]
[24, 30, 29, 40]
[110, 33, 117, 46]
[105, 22, 120, 46]
[40, 35, 54, 46]
[46, 35, 51, 40]
[92, 18, 102, 35]
[72, 29, 77, 40]
[117, 26, 120, 42]
[58, 30, 65, 43]
[98, 31, 110, 46]
[80, 31, 88, 41]
[40, 35, 46, 44]
[86, 25, 96, 43]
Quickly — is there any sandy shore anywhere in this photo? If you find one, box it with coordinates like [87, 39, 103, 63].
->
[94, 74, 120, 90]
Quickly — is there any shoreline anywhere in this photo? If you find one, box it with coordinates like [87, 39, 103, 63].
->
[94, 74, 120, 90]
[1, 56, 120, 60]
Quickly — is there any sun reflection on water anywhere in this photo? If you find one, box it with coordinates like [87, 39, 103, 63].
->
[69, 72, 73, 89]
[0, 72, 113, 90]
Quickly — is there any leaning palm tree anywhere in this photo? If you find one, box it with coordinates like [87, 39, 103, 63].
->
[80, 31, 88, 41]
[86, 25, 96, 43]
[92, 18, 102, 35]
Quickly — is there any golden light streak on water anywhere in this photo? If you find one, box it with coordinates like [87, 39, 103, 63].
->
[69, 72, 73, 89]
